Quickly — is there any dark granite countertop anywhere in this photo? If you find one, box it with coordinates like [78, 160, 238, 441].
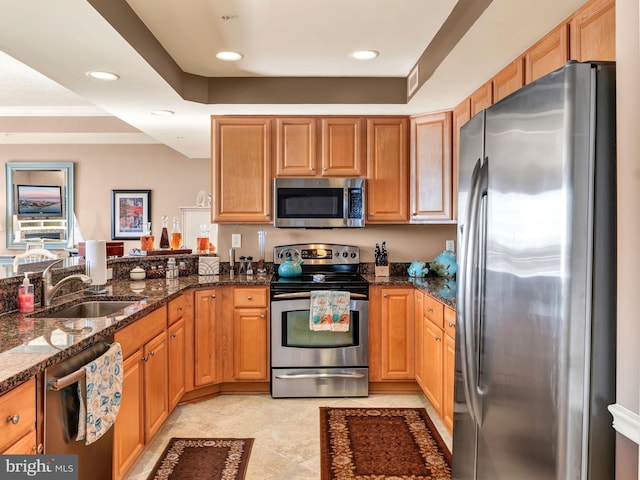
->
[363, 274, 457, 308]
[0, 273, 271, 394]
[0, 271, 455, 395]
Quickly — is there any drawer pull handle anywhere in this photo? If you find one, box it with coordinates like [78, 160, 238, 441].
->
[7, 414, 19, 424]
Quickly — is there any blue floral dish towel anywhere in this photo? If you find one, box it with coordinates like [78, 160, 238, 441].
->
[77, 342, 123, 445]
[330, 291, 350, 332]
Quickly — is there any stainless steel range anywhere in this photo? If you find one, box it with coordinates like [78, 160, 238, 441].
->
[270, 243, 369, 398]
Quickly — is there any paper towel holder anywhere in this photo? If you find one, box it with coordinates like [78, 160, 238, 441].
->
[85, 260, 108, 295]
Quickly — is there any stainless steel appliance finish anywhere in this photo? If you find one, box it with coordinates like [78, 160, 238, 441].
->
[273, 177, 365, 228]
[271, 243, 369, 398]
[44, 340, 116, 480]
[455, 62, 616, 479]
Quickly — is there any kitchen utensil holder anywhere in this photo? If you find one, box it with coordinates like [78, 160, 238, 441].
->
[375, 265, 389, 277]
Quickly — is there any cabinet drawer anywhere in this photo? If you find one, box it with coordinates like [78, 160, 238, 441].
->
[116, 306, 167, 358]
[233, 287, 267, 308]
[423, 294, 444, 328]
[0, 378, 36, 453]
[168, 292, 192, 325]
[2, 430, 38, 455]
[444, 306, 456, 338]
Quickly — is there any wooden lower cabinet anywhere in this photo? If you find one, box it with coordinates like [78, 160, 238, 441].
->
[369, 286, 415, 381]
[414, 292, 456, 434]
[223, 287, 269, 382]
[168, 318, 186, 410]
[113, 306, 168, 480]
[0, 378, 38, 454]
[194, 288, 220, 386]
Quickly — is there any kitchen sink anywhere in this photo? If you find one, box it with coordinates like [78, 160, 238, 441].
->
[35, 300, 137, 319]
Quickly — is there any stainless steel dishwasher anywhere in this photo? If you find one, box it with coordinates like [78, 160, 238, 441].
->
[44, 340, 115, 480]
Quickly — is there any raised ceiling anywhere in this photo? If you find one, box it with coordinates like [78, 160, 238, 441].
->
[0, 0, 587, 158]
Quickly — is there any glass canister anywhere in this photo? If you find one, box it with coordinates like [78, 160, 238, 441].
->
[159, 215, 170, 249]
[257, 229, 266, 274]
[197, 223, 210, 254]
[140, 222, 154, 251]
[170, 216, 182, 250]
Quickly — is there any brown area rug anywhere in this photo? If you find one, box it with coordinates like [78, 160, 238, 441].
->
[146, 438, 254, 480]
[320, 407, 451, 479]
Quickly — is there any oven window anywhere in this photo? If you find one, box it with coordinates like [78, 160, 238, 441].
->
[282, 309, 359, 348]
[277, 188, 343, 218]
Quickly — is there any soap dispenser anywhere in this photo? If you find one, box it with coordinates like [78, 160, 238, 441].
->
[18, 272, 34, 313]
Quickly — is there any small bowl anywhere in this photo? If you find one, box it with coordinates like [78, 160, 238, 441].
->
[129, 267, 146, 280]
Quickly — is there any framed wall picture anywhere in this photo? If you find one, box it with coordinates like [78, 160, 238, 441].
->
[111, 189, 151, 240]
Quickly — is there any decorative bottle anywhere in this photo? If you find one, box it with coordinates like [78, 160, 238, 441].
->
[159, 215, 170, 249]
[170, 216, 182, 250]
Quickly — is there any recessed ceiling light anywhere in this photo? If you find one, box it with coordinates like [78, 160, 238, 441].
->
[151, 110, 175, 116]
[349, 50, 379, 60]
[85, 71, 120, 81]
[216, 51, 243, 62]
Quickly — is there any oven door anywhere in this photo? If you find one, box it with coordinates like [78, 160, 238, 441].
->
[270, 297, 368, 368]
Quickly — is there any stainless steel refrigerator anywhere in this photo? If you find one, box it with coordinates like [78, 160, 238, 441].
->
[454, 61, 616, 479]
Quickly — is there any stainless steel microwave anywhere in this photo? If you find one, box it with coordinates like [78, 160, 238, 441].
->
[273, 177, 365, 228]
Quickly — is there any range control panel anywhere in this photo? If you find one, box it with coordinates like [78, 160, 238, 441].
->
[273, 243, 359, 265]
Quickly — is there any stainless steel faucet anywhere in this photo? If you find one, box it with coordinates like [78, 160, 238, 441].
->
[42, 259, 92, 306]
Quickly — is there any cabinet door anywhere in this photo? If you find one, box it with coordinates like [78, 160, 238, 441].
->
[443, 333, 456, 433]
[113, 350, 144, 480]
[569, 0, 615, 62]
[194, 289, 220, 387]
[379, 287, 415, 380]
[275, 117, 318, 176]
[492, 58, 525, 103]
[423, 319, 444, 414]
[211, 117, 272, 223]
[452, 99, 471, 222]
[524, 24, 569, 84]
[1, 430, 38, 455]
[0, 379, 37, 454]
[168, 318, 186, 411]
[366, 117, 409, 223]
[414, 290, 425, 388]
[320, 117, 365, 176]
[470, 81, 493, 117]
[231, 308, 268, 381]
[143, 331, 169, 442]
[410, 112, 452, 223]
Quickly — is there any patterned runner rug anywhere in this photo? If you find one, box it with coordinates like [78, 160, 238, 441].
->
[320, 407, 451, 479]
[146, 438, 254, 480]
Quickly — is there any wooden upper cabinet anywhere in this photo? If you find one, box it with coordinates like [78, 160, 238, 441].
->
[452, 99, 471, 222]
[524, 24, 569, 84]
[274, 117, 318, 176]
[409, 111, 452, 223]
[470, 81, 493, 117]
[569, 0, 615, 62]
[492, 58, 525, 103]
[320, 117, 366, 176]
[366, 117, 409, 223]
[211, 117, 272, 223]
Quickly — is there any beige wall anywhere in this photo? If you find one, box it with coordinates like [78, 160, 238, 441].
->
[1, 144, 210, 254]
[616, 0, 640, 477]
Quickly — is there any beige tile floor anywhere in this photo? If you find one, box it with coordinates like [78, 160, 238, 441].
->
[125, 393, 453, 480]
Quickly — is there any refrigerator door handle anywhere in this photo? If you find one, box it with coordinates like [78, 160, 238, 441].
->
[459, 157, 489, 426]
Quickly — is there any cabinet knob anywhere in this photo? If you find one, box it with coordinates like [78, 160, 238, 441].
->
[383, 293, 388, 298]
[149, 351, 155, 357]
[427, 307, 433, 313]
[247, 295, 253, 301]
[178, 306, 183, 311]
[7, 414, 19, 424]
[170, 333, 177, 338]
[448, 322, 455, 328]
[412, 212, 417, 216]
[211, 294, 216, 298]
[260, 314, 265, 318]
[369, 212, 374, 216]
[265, 213, 271, 218]
[142, 355, 149, 362]
[32, 443, 44, 453]
[322, 167, 327, 172]
[311, 167, 316, 171]
[435, 335, 441, 341]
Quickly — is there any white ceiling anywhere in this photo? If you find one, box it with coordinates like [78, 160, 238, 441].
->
[0, 0, 587, 159]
